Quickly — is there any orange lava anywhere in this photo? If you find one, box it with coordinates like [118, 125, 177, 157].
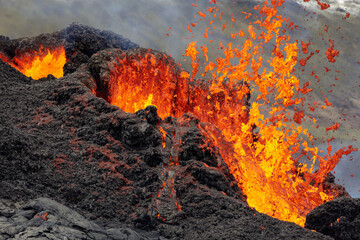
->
[316, 0, 330, 10]
[106, 50, 189, 119]
[325, 39, 340, 63]
[0, 45, 66, 79]
[181, 0, 356, 226]
[2, 0, 349, 227]
[103, 0, 356, 227]
[0, 52, 10, 63]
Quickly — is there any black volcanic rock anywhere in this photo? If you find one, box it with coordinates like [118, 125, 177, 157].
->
[63, 23, 139, 74]
[0, 23, 139, 75]
[0, 197, 164, 240]
[305, 197, 360, 240]
[64, 22, 138, 59]
[0, 23, 345, 239]
[0, 51, 333, 240]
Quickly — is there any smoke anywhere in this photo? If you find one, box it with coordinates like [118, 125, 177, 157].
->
[0, 0, 255, 60]
[293, 0, 360, 16]
[320, 140, 360, 198]
[0, 0, 209, 59]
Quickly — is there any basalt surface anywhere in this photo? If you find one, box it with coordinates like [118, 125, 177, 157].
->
[0, 53, 332, 240]
[305, 197, 360, 240]
[0, 24, 352, 240]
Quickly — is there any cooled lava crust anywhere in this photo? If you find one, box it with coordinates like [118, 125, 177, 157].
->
[0, 24, 355, 240]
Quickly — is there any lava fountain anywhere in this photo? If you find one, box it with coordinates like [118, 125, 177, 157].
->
[0, 0, 356, 228]
[97, 0, 356, 226]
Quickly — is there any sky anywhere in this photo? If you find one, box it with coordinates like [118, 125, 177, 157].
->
[0, 0, 359, 197]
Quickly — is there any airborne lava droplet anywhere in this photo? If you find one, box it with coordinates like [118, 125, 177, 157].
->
[325, 39, 340, 63]
[299, 52, 314, 66]
[324, 25, 329, 32]
[293, 109, 305, 124]
[316, 0, 330, 10]
[301, 40, 311, 54]
[326, 122, 340, 132]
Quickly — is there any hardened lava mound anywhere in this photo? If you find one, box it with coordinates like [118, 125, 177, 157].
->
[0, 24, 357, 240]
[0, 23, 138, 79]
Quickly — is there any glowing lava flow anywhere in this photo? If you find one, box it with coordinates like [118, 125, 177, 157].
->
[180, 0, 356, 226]
[103, 0, 356, 227]
[0, 45, 66, 79]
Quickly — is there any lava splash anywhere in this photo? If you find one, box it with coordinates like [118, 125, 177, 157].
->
[88, 42, 351, 226]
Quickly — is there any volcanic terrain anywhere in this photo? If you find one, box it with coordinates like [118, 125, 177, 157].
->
[0, 23, 358, 240]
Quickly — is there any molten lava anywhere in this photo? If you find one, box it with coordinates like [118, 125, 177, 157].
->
[0, 45, 66, 79]
[1, 0, 354, 228]
[103, 49, 189, 119]
[99, 0, 356, 227]
[179, 1, 355, 226]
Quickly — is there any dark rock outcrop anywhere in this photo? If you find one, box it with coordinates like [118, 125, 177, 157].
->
[0, 23, 139, 75]
[63, 23, 139, 74]
[0, 24, 342, 239]
[305, 197, 360, 240]
[0, 57, 334, 239]
[0, 197, 164, 240]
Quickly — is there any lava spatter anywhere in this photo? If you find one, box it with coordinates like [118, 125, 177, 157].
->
[93, 7, 354, 225]
[179, 0, 356, 226]
[325, 39, 340, 63]
[0, 0, 353, 229]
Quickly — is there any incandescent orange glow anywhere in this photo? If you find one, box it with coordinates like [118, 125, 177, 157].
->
[106, 50, 189, 119]
[98, 1, 356, 227]
[178, 0, 355, 226]
[0, 45, 66, 79]
[0, 0, 354, 228]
